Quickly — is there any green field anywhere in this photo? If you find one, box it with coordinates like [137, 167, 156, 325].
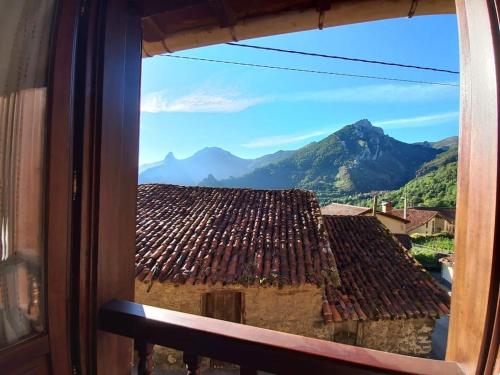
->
[410, 233, 454, 270]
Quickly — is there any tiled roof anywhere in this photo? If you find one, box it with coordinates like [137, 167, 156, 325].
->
[136, 184, 338, 286]
[322, 216, 450, 323]
[393, 233, 412, 250]
[373, 211, 410, 223]
[432, 208, 456, 223]
[321, 203, 370, 216]
[321, 203, 408, 223]
[391, 208, 439, 232]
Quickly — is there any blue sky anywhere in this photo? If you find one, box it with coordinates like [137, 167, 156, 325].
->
[140, 14, 459, 165]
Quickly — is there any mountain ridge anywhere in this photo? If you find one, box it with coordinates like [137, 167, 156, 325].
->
[139, 119, 457, 207]
[139, 147, 294, 185]
[202, 119, 441, 196]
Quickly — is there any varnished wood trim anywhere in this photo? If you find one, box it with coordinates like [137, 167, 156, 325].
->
[138, 0, 204, 17]
[46, 0, 80, 373]
[141, 0, 455, 55]
[447, 1, 500, 374]
[93, 0, 142, 373]
[99, 300, 464, 375]
[0, 335, 49, 373]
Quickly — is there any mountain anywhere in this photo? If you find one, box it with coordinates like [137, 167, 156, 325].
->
[415, 136, 458, 151]
[380, 161, 457, 208]
[416, 146, 458, 176]
[247, 150, 295, 170]
[333, 142, 458, 208]
[139, 160, 163, 174]
[139, 147, 294, 185]
[381, 143, 458, 207]
[430, 136, 458, 150]
[205, 119, 440, 194]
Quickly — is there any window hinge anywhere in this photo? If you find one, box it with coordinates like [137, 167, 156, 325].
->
[72, 171, 78, 201]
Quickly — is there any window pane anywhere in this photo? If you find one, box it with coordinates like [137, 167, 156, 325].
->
[0, 0, 57, 349]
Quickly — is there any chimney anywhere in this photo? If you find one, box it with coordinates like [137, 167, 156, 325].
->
[372, 195, 378, 216]
[403, 196, 408, 219]
[381, 201, 393, 213]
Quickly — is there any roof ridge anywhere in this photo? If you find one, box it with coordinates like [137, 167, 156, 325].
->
[136, 184, 339, 287]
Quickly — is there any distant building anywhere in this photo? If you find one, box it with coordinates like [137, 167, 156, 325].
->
[135, 185, 450, 368]
[320, 202, 411, 247]
[322, 215, 450, 356]
[391, 207, 456, 235]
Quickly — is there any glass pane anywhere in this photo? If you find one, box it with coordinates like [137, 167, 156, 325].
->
[0, 0, 57, 349]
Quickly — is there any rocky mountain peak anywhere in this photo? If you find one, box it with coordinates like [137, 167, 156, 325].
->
[163, 151, 176, 162]
[352, 119, 384, 137]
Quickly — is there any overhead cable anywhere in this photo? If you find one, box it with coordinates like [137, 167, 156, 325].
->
[161, 54, 459, 87]
[226, 42, 459, 75]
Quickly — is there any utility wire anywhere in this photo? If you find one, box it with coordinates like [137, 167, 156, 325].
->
[226, 42, 459, 75]
[161, 54, 459, 87]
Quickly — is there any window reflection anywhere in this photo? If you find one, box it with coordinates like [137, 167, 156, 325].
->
[0, 0, 57, 348]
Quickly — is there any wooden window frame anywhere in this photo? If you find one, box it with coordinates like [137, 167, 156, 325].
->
[0, 0, 79, 373]
[93, 1, 500, 373]
[4, 0, 494, 374]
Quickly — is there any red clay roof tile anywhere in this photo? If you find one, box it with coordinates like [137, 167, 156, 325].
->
[136, 184, 338, 287]
[322, 215, 450, 322]
[391, 207, 455, 232]
[321, 203, 371, 216]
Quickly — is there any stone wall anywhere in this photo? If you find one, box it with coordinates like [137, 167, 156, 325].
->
[332, 318, 435, 357]
[135, 280, 329, 369]
[135, 281, 436, 369]
[357, 318, 435, 356]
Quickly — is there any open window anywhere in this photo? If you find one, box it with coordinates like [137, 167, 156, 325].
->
[1, 0, 499, 374]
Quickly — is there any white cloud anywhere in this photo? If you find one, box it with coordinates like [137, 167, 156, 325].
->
[141, 83, 458, 113]
[141, 89, 267, 113]
[373, 111, 459, 128]
[242, 130, 328, 148]
[242, 111, 459, 148]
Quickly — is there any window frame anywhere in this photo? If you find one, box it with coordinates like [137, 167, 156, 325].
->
[11, 0, 496, 374]
[93, 0, 499, 373]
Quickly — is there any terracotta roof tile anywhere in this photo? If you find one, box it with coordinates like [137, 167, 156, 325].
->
[391, 207, 456, 231]
[321, 203, 409, 223]
[322, 215, 450, 322]
[320, 203, 370, 216]
[391, 208, 439, 232]
[393, 233, 412, 249]
[136, 184, 338, 286]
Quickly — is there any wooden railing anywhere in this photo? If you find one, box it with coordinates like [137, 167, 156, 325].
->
[98, 300, 463, 375]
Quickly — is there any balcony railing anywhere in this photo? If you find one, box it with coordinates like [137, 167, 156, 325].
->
[98, 300, 463, 375]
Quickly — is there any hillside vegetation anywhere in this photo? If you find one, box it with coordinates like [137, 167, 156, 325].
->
[205, 120, 439, 196]
[411, 233, 454, 270]
[380, 161, 457, 208]
[326, 147, 458, 208]
[411, 233, 455, 252]
[140, 119, 458, 210]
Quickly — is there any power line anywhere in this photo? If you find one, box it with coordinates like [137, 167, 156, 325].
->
[161, 54, 459, 87]
[226, 42, 459, 75]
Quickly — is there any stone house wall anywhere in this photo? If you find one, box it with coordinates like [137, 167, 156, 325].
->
[135, 281, 330, 369]
[333, 318, 435, 356]
[135, 281, 436, 369]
